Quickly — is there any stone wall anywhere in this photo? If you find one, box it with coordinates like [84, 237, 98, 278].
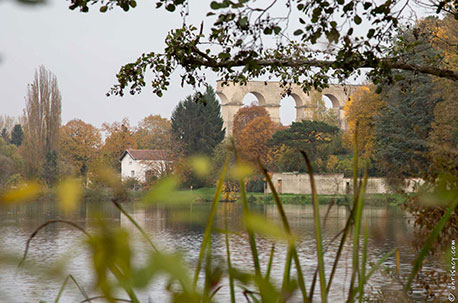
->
[264, 172, 422, 194]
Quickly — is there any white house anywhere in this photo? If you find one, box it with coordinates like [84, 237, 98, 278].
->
[120, 149, 170, 183]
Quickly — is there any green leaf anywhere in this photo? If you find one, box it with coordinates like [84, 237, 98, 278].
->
[99, 5, 108, 12]
[218, 52, 231, 60]
[239, 16, 248, 28]
[354, 15, 362, 25]
[367, 28, 375, 38]
[326, 28, 340, 43]
[264, 27, 273, 35]
[293, 29, 303, 36]
[210, 1, 220, 9]
[165, 4, 175, 11]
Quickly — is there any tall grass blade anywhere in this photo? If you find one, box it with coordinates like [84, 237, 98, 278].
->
[109, 264, 139, 303]
[238, 172, 262, 279]
[204, 240, 212, 302]
[348, 171, 368, 302]
[404, 196, 458, 292]
[326, 208, 354, 295]
[281, 248, 293, 292]
[55, 274, 91, 303]
[111, 199, 157, 252]
[232, 143, 262, 285]
[358, 224, 369, 303]
[69, 274, 90, 302]
[395, 248, 400, 276]
[265, 244, 275, 281]
[224, 214, 236, 303]
[352, 123, 359, 199]
[301, 151, 326, 303]
[54, 275, 70, 303]
[364, 248, 397, 282]
[192, 155, 229, 288]
[259, 162, 308, 302]
[310, 199, 335, 299]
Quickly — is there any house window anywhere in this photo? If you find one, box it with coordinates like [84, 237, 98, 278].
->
[129, 161, 132, 165]
[131, 170, 135, 177]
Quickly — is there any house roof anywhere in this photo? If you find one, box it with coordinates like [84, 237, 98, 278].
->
[120, 149, 169, 161]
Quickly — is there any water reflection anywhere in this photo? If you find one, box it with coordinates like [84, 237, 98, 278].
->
[0, 199, 425, 303]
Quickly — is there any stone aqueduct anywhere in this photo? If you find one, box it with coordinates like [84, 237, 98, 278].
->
[216, 81, 360, 136]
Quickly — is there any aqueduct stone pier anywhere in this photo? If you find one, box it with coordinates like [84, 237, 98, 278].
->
[216, 81, 360, 136]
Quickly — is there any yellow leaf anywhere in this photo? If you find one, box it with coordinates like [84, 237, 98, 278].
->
[229, 162, 254, 179]
[0, 181, 42, 204]
[56, 178, 82, 214]
[189, 156, 211, 178]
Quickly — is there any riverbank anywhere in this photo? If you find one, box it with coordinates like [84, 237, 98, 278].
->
[46, 187, 405, 207]
[189, 187, 406, 206]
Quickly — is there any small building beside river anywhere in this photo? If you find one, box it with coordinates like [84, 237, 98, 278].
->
[120, 149, 170, 183]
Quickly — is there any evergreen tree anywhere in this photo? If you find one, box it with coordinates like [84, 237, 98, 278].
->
[374, 23, 443, 187]
[171, 86, 225, 157]
[374, 72, 440, 186]
[10, 124, 23, 147]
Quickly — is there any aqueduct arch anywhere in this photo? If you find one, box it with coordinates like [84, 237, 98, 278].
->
[216, 81, 360, 136]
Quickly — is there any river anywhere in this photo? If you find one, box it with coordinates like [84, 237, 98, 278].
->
[0, 198, 444, 302]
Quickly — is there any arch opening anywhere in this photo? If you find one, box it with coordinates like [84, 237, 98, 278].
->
[242, 92, 266, 106]
[314, 94, 340, 127]
[323, 94, 340, 109]
[280, 95, 297, 126]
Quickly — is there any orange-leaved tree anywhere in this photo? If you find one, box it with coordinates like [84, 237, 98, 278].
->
[59, 119, 102, 178]
[232, 105, 270, 144]
[238, 116, 276, 165]
[101, 118, 136, 170]
[344, 85, 385, 159]
[134, 115, 172, 151]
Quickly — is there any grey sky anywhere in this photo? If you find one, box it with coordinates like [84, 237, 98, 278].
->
[0, 0, 214, 128]
[2, 1, 427, 129]
[0, 0, 314, 129]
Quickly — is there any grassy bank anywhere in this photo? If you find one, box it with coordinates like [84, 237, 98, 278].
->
[186, 187, 405, 206]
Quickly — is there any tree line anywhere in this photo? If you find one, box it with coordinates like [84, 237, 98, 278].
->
[1, 15, 456, 192]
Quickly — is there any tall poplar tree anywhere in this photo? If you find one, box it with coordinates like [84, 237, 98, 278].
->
[22, 66, 62, 183]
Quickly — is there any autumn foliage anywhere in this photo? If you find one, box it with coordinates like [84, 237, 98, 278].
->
[232, 105, 270, 145]
[59, 119, 102, 177]
[238, 116, 276, 164]
[344, 86, 385, 159]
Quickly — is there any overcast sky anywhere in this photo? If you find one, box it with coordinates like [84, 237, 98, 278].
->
[0, 0, 217, 128]
[2, 1, 427, 128]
